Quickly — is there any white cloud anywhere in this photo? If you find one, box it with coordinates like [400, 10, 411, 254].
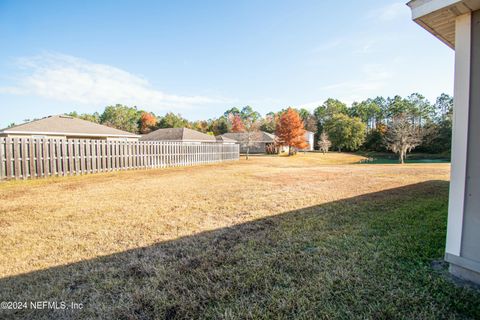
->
[0, 86, 25, 95]
[1, 52, 226, 111]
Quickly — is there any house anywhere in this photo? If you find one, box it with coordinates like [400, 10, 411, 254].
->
[0, 115, 139, 140]
[215, 135, 237, 144]
[408, 0, 480, 284]
[222, 130, 313, 154]
[302, 131, 315, 151]
[221, 131, 277, 153]
[140, 127, 216, 142]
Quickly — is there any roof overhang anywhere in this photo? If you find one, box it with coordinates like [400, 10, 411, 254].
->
[407, 0, 480, 49]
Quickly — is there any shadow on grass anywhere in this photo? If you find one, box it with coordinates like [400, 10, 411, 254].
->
[1, 181, 479, 319]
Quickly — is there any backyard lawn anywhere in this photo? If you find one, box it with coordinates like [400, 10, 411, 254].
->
[1, 153, 479, 319]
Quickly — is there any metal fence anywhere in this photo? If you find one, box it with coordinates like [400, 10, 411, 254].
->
[0, 138, 239, 180]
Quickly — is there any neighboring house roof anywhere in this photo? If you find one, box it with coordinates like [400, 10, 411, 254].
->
[139, 127, 216, 142]
[221, 131, 276, 143]
[0, 115, 139, 138]
[215, 135, 237, 143]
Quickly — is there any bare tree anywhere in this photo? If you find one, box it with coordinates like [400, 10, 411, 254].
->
[317, 131, 332, 154]
[229, 106, 262, 160]
[385, 115, 422, 164]
[243, 120, 261, 160]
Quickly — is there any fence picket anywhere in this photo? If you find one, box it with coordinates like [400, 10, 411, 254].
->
[85, 140, 91, 174]
[0, 138, 5, 180]
[61, 140, 67, 176]
[67, 140, 74, 175]
[97, 141, 102, 172]
[118, 141, 123, 169]
[100, 141, 106, 172]
[43, 139, 50, 177]
[5, 138, 13, 179]
[112, 141, 116, 170]
[94, 140, 100, 173]
[34, 139, 42, 177]
[49, 139, 56, 176]
[126, 141, 131, 169]
[105, 141, 110, 171]
[78, 140, 84, 174]
[109, 141, 112, 171]
[22, 139, 29, 179]
[73, 140, 80, 175]
[13, 138, 21, 179]
[55, 140, 62, 176]
[115, 142, 120, 170]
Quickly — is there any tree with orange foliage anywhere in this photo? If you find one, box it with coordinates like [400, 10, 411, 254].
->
[139, 112, 157, 134]
[275, 108, 308, 155]
[231, 114, 245, 133]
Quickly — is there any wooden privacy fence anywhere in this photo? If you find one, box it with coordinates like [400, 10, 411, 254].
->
[0, 138, 240, 180]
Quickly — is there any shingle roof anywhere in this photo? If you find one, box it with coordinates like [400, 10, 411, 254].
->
[0, 115, 139, 138]
[139, 127, 216, 142]
[215, 135, 237, 143]
[221, 131, 276, 143]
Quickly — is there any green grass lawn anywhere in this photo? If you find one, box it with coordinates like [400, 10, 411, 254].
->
[1, 179, 479, 319]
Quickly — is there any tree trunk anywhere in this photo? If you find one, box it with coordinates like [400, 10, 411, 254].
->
[246, 147, 250, 160]
[399, 151, 405, 164]
[288, 146, 292, 156]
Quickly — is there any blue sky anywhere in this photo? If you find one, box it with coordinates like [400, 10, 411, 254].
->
[0, 0, 454, 128]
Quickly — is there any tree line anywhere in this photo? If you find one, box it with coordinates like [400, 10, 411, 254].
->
[61, 92, 452, 157]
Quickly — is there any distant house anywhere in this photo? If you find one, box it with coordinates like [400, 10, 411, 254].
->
[302, 131, 315, 151]
[215, 135, 237, 144]
[140, 127, 216, 142]
[0, 115, 140, 140]
[222, 130, 314, 153]
[221, 131, 277, 153]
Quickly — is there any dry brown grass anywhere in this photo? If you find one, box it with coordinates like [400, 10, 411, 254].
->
[3, 152, 477, 319]
[0, 152, 449, 278]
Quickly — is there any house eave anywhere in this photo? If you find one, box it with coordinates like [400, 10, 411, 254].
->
[407, 0, 480, 49]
